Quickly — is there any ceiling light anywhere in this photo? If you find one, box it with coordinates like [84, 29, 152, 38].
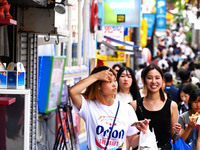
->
[54, 0, 66, 14]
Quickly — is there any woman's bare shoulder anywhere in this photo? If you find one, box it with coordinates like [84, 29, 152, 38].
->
[129, 100, 137, 111]
[170, 100, 178, 108]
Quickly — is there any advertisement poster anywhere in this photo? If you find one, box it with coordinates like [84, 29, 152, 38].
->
[142, 0, 156, 14]
[48, 59, 65, 110]
[103, 26, 124, 46]
[103, 0, 141, 27]
[156, 0, 166, 32]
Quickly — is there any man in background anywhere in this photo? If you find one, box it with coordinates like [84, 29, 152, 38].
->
[164, 72, 178, 101]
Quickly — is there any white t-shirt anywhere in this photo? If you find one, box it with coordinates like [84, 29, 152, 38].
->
[158, 59, 169, 69]
[116, 92, 134, 103]
[135, 69, 143, 89]
[184, 46, 193, 56]
[73, 95, 138, 150]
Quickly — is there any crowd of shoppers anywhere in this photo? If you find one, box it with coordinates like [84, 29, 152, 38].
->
[69, 25, 200, 149]
[69, 66, 149, 150]
[69, 62, 200, 149]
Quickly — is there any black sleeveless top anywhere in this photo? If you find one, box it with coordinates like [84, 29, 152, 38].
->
[136, 98, 171, 147]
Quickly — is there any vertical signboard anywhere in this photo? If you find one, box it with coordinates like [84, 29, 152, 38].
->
[103, 0, 141, 27]
[156, 0, 166, 32]
[143, 14, 156, 37]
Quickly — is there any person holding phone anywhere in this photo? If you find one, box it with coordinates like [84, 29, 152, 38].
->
[130, 64, 181, 149]
[69, 66, 149, 150]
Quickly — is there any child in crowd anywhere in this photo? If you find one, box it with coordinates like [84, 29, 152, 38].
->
[178, 88, 200, 150]
[177, 83, 193, 115]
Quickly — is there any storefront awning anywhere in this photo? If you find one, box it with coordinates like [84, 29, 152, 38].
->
[102, 36, 140, 53]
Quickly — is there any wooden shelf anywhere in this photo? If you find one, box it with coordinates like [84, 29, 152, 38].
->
[0, 97, 16, 105]
[0, 18, 17, 26]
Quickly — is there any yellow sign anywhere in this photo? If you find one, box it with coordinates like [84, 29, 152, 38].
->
[140, 18, 147, 47]
[117, 14, 125, 22]
[108, 50, 125, 61]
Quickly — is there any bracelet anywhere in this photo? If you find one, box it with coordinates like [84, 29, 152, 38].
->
[174, 131, 181, 135]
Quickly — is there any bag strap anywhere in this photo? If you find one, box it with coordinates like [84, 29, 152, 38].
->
[138, 98, 144, 120]
[104, 100, 120, 150]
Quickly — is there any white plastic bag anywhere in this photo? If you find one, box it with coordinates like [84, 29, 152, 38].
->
[138, 126, 158, 150]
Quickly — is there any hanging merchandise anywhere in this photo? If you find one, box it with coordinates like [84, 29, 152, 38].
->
[90, 0, 98, 33]
[0, 0, 13, 19]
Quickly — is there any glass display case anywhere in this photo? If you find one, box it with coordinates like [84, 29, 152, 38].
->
[0, 89, 31, 150]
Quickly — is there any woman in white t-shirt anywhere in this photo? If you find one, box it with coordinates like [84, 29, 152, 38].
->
[116, 67, 141, 104]
[69, 66, 149, 150]
[116, 67, 141, 150]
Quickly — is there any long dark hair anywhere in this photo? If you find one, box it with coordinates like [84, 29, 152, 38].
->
[177, 83, 193, 104]
[117, 66, 141, 100]
[142, 64, 165, 101]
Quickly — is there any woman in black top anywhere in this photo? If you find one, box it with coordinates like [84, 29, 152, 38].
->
[130, 64, 181, 149]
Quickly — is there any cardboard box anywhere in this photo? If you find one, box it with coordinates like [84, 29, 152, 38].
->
[0, 62, 7, 88]
[7, 62, 25, 89]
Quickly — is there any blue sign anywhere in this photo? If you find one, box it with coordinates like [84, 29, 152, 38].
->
[156, 0, 166, 31]
[143, 14, 156, 37]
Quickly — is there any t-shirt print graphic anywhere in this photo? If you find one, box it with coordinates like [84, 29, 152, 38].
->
[95, 115, 125, 150]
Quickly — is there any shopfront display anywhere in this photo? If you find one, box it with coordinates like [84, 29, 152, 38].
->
[0, 89, 31, 150]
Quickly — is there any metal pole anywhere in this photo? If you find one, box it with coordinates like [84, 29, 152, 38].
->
[67, 6, 72, 67]
[83, 0, 89, 66]
[77, 0, 83, 66]
[132, 27, 140, 71]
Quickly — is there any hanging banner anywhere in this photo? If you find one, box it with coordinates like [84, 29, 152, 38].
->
[140, 18, 148, 47]
[103, 0, 141, 27]
[156, 0, 166, 32]
[143, 14, 156, 37]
